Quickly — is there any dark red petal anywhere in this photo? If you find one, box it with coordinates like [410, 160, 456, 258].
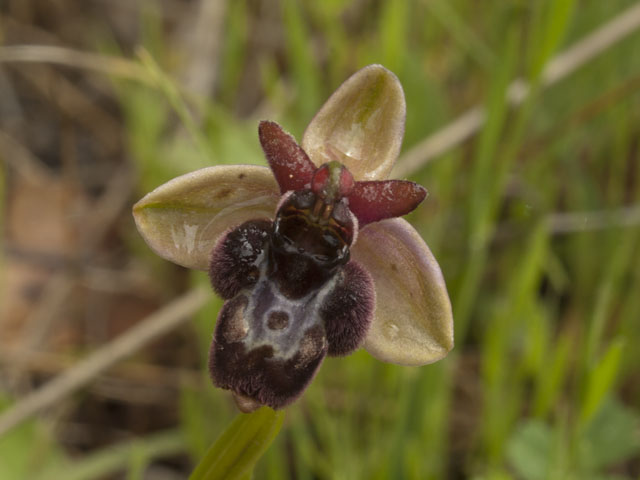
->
[321, 261, 375, 356]
[347, 180, 427, 226]
[258, 121, 316, 194]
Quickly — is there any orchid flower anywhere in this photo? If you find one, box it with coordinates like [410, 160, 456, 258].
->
[133, 65, 453, 412]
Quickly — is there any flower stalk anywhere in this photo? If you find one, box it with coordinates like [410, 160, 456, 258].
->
[189, 407, 284, 480]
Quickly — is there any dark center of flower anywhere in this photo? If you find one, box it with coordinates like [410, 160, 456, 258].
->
[266, 161, 358, 298]
[271, 189, 353, 288]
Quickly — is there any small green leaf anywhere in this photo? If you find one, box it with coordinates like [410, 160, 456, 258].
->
[189, 407, 285, 480]
[506, 420, 553, 480]
[580, 396, 640, 472]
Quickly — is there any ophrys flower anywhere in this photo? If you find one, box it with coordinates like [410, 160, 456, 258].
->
[133, 65, 453, 412]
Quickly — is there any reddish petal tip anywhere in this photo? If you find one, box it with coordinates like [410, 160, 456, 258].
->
[347, 180, 427, 226]
[258, 121, 316, 194]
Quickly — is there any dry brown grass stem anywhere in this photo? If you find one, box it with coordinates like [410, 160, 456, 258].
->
[548, 204, 640, 234]
[0, 45, 151, 84]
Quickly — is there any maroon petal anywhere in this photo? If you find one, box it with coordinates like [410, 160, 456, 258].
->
[258, 121, 317, 194]
[347, 180, 427, 226]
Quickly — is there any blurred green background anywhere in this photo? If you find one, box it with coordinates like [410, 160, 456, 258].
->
[1, 0, 639, 478]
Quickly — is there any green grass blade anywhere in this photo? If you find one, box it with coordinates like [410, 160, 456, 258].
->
[281, 0, 321, 123]
[136, 48, 212, 161]
[580, 338, 625, 425]
[454, 24, 519, 340]
[424, 0, 495, 69]
[379, 0, 409, 73]
[529, 0, 577, 79]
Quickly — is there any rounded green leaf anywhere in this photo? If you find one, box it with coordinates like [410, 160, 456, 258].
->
[302, 64, 406, 181]
[133, 165, 279, 270]
[351, 218, 454, 366]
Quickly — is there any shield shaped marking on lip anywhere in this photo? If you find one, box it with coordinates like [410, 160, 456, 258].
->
[210, 272, 334, 409]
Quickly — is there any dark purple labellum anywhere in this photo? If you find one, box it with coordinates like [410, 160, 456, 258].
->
[209, 191, 374, 410]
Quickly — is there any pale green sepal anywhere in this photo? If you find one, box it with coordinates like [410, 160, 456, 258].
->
[352, 218, 454, 366]
[302, 64, 406, 181]
[133, 165, 279, 271]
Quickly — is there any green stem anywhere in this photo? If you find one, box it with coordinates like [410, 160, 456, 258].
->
[189, 407, 285, 480]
